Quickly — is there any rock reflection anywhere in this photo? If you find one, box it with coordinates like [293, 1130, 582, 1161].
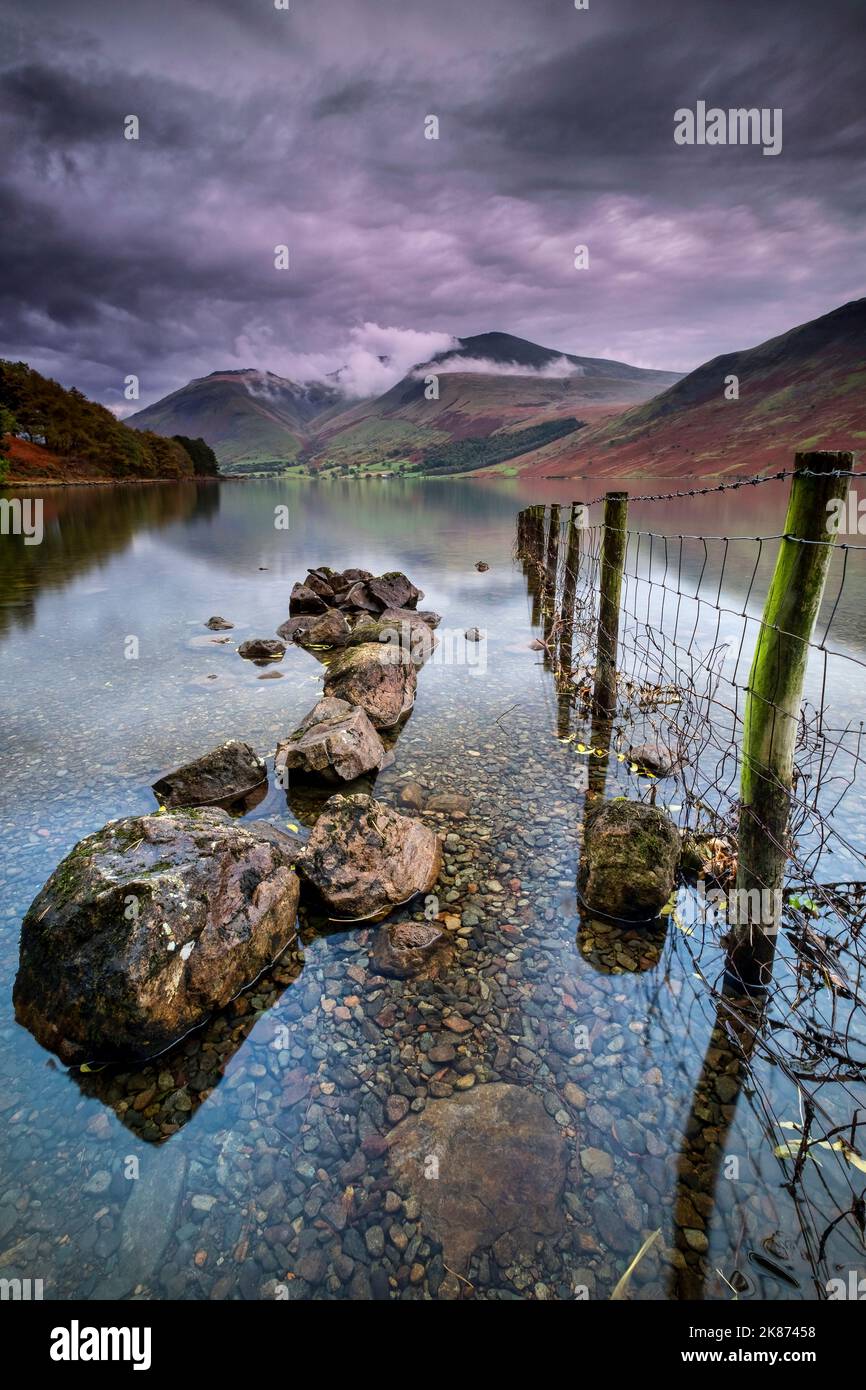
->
[72, 945, 305, 1143]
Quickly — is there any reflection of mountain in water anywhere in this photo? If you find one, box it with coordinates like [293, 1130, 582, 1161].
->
[0, 482, 220, 638]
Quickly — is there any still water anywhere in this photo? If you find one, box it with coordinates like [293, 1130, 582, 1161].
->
[0, 477, 864, 1301]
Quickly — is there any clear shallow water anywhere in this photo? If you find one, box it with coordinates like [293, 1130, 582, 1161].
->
[0, 477, 864, 1301]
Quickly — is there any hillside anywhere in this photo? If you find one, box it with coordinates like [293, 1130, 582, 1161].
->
[126, 335, 681, 476]
[128, 369, 342, 471]
[307, 333, 680, 474]
[0, 361, 217, 483]
[513, 299, 866, 479]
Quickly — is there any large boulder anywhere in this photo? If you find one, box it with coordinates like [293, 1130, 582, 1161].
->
[275, 697, 385, 783]
[152, 740, 267, 808]
[296, 793, 442, 921]
[322, 642, 417, 728]
[579, 798, 680, 921]
[14, 810, 300, 1064]
[345, 613, 438, 666]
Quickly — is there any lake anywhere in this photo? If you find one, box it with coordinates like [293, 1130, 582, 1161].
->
[1, 475, 864, 1301]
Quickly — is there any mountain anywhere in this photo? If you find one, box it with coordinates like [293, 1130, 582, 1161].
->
[305, 335, 681, 475]
[0, 360, 214, 483]
[126, 337, 681, 475]
[430, 331, 678, 384]
[127, 369, 342, 471]
[513, 299, 866, 478]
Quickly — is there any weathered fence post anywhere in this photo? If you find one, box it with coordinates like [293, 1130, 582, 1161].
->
[560, 502, 582, 638]
[592, 491, 628, 718]
[545, 503, 561, 588]
[725, 451, 852, 992]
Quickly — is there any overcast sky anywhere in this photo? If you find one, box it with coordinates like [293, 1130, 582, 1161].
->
[1, 0, 864, 409]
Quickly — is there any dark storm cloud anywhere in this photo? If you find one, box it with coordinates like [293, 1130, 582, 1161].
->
[0, 0, 863, 408]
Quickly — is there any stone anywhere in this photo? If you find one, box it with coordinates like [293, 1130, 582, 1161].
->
[237, 637, 285, 663]
[465, 627, 483, 642]
[323, 642, 417, 729]
[579, 798, 680, 921]
[296, 793, 442, 922]
[475, 561, 489, 572]
[388, 1083, 567, 1274]
[366, 572, 424, 611]
[92, 1150, 187, 1298]
[398, 781, 425, 811]
[370, 919, 450, 979]
[341, 581, 380, 613]
[581, 1147, 615, 1179]
[275, 697, 385, 783]
[380, 606, 441, 630]
[289, 583, 328, 615]
[627, 742, 682, 777]
[563, 1082, 587, 1110]
[152, 739, 267, 808]
[205, 615, 233, 630]
[345, 613, 438, 665]
[426, 792, 471, 815]
[14, 809, 300, 1064]
[294, 608, 351, 649]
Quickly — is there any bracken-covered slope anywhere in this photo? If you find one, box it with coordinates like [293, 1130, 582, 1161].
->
[514, 300, 866, 479]
[128, 369, 342, 470]
[127, 336, 681, 474]
[308, 336, 680, 473]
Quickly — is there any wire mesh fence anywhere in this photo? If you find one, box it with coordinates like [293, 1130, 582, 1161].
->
[516, 457, 866, 1295]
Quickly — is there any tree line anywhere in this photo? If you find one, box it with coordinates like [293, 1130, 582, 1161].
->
[0, 360, 220, 481]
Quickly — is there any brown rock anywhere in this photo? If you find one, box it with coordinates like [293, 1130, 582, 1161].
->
[370, 919, 450, 979]
[627, 741, 682, 777]
[388, 1083, 567, 1273]
[152, 740, 267, 809]
[294, 608, 351, 649]
[398, 781, 425, 811]
[579, 798, 680, 921]
[443, 1015, 473, 1034]
[426, 792, 472, 815]
[289, 583, 328, 615]
[380, 606, 442, 630]
[367, 572, 424, 611]
[237, 637, 285, 663]
[275, 697, 385, 783]
[14, 810, 300, 1064]
[296, 793, 442, 922]
[323, 642, 417, 729]
[204, 616, 233, 630]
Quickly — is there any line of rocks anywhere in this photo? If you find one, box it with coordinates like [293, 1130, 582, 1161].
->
[13, 565, 444, 1068]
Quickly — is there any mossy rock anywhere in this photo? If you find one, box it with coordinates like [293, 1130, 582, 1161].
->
[579, 798, 680, 921]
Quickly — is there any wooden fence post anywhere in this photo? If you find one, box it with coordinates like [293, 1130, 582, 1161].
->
[725, 450, 852, 992]
[560, 502, 582, 632]
[545, 503, 561, 587]
[593, 491, 628, 718]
